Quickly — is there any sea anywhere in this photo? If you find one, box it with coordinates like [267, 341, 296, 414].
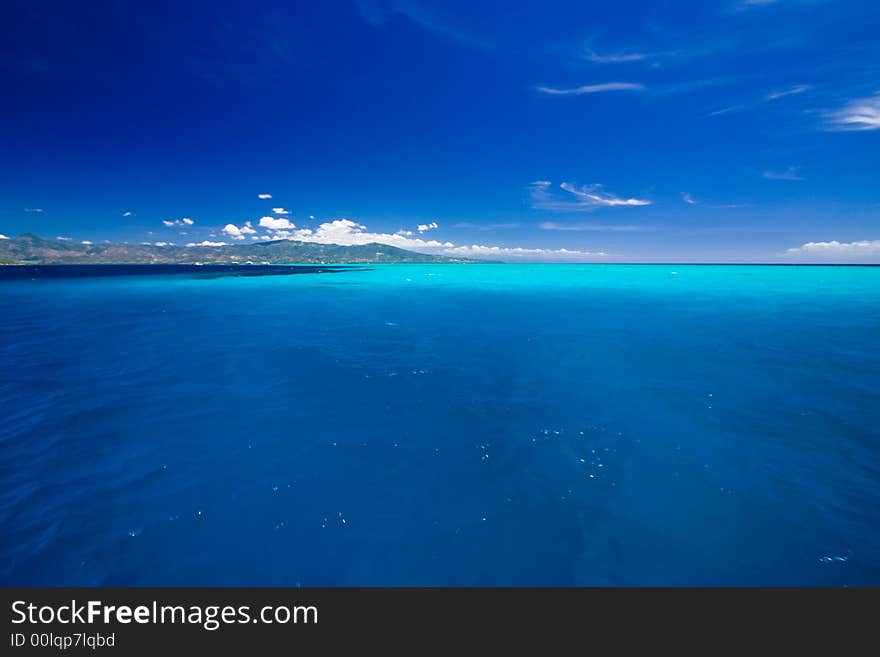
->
[1, 263, 878, 585]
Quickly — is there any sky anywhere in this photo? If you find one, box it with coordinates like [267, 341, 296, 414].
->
[1, 0, 878, 262]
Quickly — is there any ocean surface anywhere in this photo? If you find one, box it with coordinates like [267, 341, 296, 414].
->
[1, 263, 879, 586]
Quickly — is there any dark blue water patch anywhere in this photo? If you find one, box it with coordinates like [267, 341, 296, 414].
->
[0, 264, 369, 280]
[1, 265, 878, 585]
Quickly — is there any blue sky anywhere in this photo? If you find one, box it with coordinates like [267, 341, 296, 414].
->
[1, 0, 878, 261]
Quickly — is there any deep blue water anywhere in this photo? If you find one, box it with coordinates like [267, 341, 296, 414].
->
[1, 264, 879, 586]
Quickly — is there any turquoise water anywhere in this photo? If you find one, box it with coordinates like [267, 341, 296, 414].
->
[1, 264, 879, 585]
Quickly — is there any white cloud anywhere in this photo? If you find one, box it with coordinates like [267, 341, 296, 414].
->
[222, 222, 257, 240]
[163, 217, 195, 227]
[396, 229, 414, 236]
[825, 94, 880, 131]
[765, 85, 811, 101]
[294, 219, 382, 245]
[417, 222, 439, 233]
[222, 221, 257, 240]
[154, 242, 172, 247]
[259, 216, 295, 230]
[529, 180, 651, 211]
[122, 211, 134, 217]
[309, 215, 315, 220]
[222, 223, 246, 240]
[56, 236, 71, 241]
[264, 230, 296, 240]
[441, 244, 608, 260]
[679, 191, 744, 209]
[81, 240, 93, 245]
[0, 234, 9, 240]
[272, 207, 290, 215]
[258, 193, 272, 199]
[559, 182, 651, 207]
[763, 166, 803, 180]
[785, 240, 880, 262]
[538, 222, 653, 232]
[259, 217, 610, 261]
[186, 240, 228, 247]
[25, 208, 44, 213]
[536, 82, 645, 96]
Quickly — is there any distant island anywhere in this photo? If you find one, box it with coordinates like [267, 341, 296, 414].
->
[0, 234, 477, 265]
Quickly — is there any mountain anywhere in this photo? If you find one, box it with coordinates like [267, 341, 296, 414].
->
[0, 234, 478, 265]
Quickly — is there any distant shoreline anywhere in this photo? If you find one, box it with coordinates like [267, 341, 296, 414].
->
[2, 261, 879, 268]
[0, 234, 480, 266]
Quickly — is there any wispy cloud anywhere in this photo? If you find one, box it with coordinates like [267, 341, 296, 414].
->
[355, 0, 490, 51]
[705, 84, 810, 119]
[24, 208, 44, 213]
[529, 181, 651, 211]
[824, 94, 880, 131]
[765, 84, 811, 101]
[162, 217, 195, 227]
[681, 192, 699, 205]
[538, 222, 654, 232]
[257, 193, 272, 199]
[536, 82, 645, 96]
[272, 207, 290, 215]
[704, 105, 745, 118]
[763, 166, 803, 180]
[440, 244, 609, 261]
[786, 239, 880, 261]
[452, 222, 519, 230]
[417, 221, 438, 233]
[735, 0, 779, 8]
[583, 49, 650, 64]
[0, 234, 9, 240]
[122, 211, 134, 217]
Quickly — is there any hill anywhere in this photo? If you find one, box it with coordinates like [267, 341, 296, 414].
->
[0, 234, 477, 265]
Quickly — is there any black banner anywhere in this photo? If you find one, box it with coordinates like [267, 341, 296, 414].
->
[1, 588, 876, 653]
